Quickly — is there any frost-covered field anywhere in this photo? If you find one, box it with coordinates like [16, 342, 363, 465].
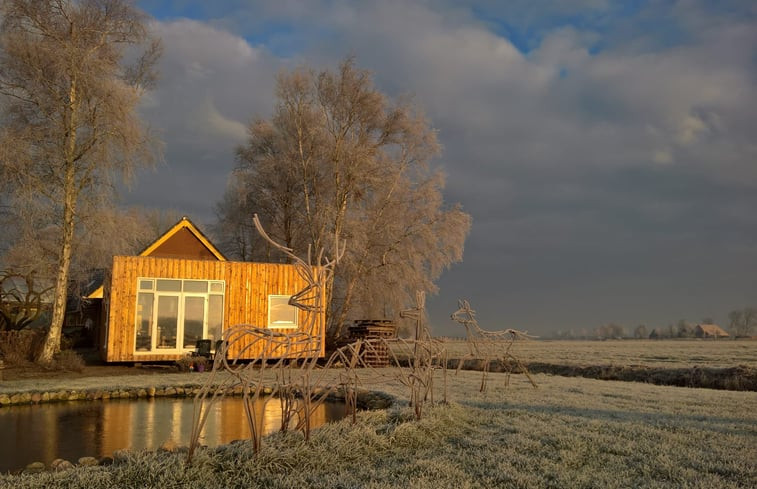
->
[435, 338, 757, 368]
[3, 369, 756, 488]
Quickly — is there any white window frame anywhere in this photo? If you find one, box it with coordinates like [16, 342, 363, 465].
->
[267, 294, 299, 329]
[134, 278, 225, 354]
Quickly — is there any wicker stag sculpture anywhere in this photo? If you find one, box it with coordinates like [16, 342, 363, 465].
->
[186, 215, 343, 462]
[451, 299, 537, 392]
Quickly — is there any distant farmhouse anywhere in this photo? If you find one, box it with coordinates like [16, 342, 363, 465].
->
[648, 323, 729, 339]
[694, 323, 729, 339]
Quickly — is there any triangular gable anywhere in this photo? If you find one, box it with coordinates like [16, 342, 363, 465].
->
[86, 217, 226, 299]
[139, 217, 227, 261]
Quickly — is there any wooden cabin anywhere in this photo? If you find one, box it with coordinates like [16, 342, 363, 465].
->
[99, 217, 325, 362]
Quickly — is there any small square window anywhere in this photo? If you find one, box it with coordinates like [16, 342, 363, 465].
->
[268, 295, 298, 328]
[139, 279, 154, 291]
[209, 282, 224, 293]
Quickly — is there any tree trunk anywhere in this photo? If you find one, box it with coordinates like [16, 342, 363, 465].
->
[37, 188, 75, 365]
[330, 272, 359, 343]
[38, 70, 79, 365]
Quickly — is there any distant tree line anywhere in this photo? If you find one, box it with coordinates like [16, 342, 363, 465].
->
[551, 324, 627, 340]
[551, 311, 757, 340]
[647, 320, 697, 339]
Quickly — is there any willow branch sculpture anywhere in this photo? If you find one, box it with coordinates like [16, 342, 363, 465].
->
[451, 299, 537, 392]
[186, 215, 343, 463]
[385, 291, 448, 419]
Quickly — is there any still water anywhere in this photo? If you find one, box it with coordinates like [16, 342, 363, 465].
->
[0, 396, 346, 473]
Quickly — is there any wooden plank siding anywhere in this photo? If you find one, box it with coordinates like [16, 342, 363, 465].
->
[104, 256, 325, 362]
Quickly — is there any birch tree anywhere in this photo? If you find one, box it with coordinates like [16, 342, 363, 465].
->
[0, 0, 161, 364]
[219, 59, 471, 345]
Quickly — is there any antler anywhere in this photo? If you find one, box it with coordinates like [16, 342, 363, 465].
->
[252, 214, 344, 315]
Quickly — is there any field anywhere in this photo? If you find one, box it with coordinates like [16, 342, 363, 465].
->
[436, 339, 757, 369]
[395, 338, 757, 391]
[1, 340, 756, 488]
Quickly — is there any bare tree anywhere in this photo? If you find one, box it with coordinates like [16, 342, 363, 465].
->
[0, 270, 53, 330]
[3, 205, 172, 285]
[223, 58, 471, 346]
[213, 178, 260, 261]
[728, 308, 757, 338]
[676, 319, 694, 338]
[0, 0, 161, 364]
[633, 324, 648, 339]
[128, 206, 184, 251]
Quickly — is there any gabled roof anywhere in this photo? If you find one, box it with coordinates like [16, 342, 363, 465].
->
[86, 217, 226, 299]
[138, 216, 227, 261]
[695, 323, 729, 337]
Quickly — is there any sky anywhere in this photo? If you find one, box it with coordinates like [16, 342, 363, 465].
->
[129, 0, 757, 337]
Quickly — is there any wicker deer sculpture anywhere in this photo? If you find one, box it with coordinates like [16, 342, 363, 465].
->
[393, 291, 448, 418]
[451, 299, 537, 392]
[187, 215, 343, 462]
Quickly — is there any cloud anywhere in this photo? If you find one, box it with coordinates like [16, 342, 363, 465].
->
[676, 114, 707, 145]
[294, 1, 757, 332]
[124, 18, 284, 223]
[652, 149, 673, 165]
[194, 98, 248, 142]
[129, 1, 757, 334]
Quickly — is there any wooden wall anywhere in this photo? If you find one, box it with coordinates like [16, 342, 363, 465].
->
[104, 256, 324, 362]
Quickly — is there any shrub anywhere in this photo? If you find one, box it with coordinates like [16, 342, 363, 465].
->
[53, 349, 85, 372]
[175, 355, 207, 372]
[0, 329, 44, 365]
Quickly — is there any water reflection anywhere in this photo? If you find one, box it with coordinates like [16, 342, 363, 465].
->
[0, 397, 345, 473]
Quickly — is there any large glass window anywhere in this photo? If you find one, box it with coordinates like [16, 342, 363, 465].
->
[135, 293, 154, 351]
[157, 296, 179, 349]
[134, 278, 225, 353]
[183, 296, 205, 349]
[208, 295, 223, 343]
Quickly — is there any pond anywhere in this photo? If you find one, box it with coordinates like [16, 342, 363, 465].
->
[0, 396, 347, 473]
